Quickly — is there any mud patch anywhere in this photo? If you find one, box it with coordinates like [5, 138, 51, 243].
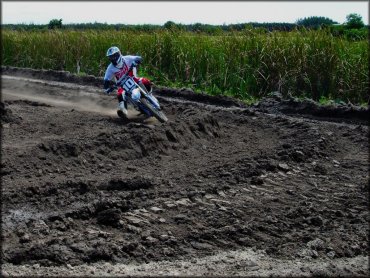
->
[155, 87, 246, 108]
[2, 65, 102, 87]
[0, 101, 21, 123]
[254, 92, 369, 125]
[101, 177, 156, 191]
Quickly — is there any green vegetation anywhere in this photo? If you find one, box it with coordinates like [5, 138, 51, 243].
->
[296, 16, 338, 29]
[345, 13, 365, 29]
[1, 22, 369, 104]
[48, 19, 63, 30]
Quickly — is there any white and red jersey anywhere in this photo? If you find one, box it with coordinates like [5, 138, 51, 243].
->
[103, 55, 141, 81]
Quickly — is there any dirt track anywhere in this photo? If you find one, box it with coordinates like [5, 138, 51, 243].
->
[1, 68, 369, 276]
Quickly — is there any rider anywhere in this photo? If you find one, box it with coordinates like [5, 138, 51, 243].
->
[103, 46, 152, 118]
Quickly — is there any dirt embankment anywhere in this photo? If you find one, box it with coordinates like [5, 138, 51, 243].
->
[1, 67, 369, 277]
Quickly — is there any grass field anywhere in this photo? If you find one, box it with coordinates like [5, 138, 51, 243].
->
[2, 29, 368, 104]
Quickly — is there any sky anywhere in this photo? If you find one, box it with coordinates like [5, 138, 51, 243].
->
[1, 1, 369, 25]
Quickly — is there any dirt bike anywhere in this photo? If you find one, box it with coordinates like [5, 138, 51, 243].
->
[113, 62, 168, 123]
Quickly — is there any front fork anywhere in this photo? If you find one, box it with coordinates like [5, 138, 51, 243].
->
[132, 80, 161, 110]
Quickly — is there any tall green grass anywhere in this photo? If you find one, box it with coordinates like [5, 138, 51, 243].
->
[2, 29, 368, 104]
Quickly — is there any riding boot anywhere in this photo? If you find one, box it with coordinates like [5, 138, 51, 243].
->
[117, 94, 128, 118]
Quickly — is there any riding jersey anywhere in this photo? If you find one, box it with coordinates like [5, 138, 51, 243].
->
[103, 55, 142, 81]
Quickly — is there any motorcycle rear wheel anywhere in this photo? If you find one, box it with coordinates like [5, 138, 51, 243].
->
[140, 98, 168, 123]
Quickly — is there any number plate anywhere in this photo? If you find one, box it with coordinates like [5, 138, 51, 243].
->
[121, 76, 135, 92]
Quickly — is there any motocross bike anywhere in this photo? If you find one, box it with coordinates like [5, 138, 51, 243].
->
[112, 62, 168, 123]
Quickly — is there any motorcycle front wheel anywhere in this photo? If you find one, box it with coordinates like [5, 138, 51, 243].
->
[140, 98, 168, 123]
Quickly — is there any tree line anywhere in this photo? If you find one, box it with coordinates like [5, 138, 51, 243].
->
[3, 21, 299, 32]
[2, 14, 367, 38]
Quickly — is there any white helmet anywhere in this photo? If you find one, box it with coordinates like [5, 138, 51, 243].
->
[106, 46, 123, 67]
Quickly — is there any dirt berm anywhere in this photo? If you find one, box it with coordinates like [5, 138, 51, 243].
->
[1, 66, 369, 276]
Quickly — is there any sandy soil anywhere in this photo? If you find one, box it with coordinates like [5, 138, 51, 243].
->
[1, 67, 369, 277]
